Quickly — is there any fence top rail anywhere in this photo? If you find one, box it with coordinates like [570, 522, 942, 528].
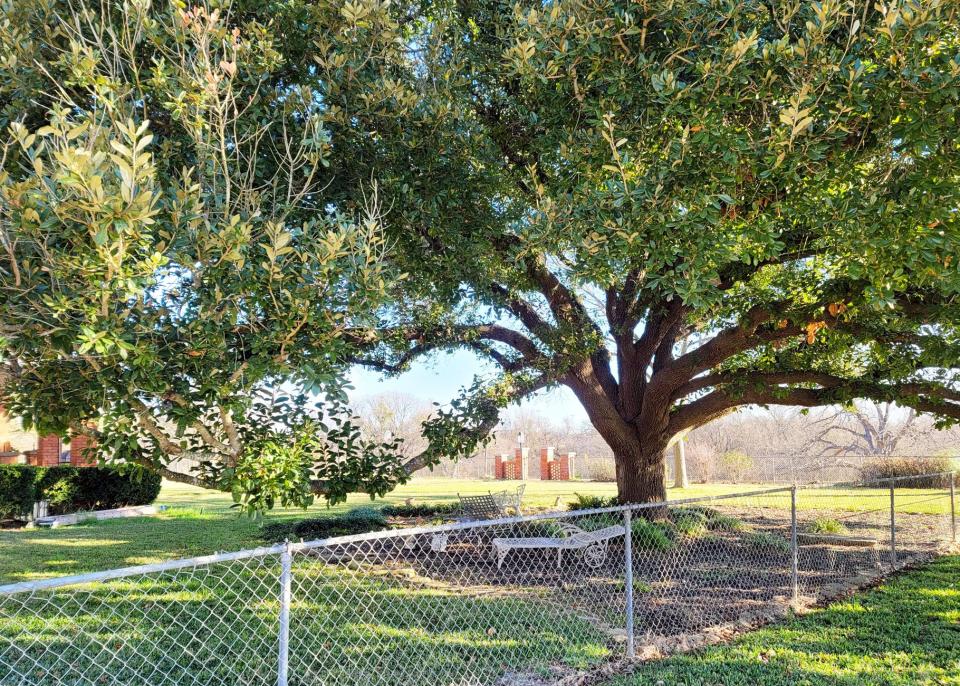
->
[801, 470, 956, 490]
[0, 485, 792, 596]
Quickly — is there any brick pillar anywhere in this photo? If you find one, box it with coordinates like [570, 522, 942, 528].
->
[556, 451, 572, 480]
[540, 447, 555, 480]
[516, 447, 529, 481]
[34, 435, 61, 467]
[494, 453, 509, 480]
[69, 434, 97, 466]
[497, 451, 525, 480]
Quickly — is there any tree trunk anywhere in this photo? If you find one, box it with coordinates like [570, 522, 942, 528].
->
[614, 438, 668, 503]
[565, 364, 671, 504]
[673, 439, 689, 489]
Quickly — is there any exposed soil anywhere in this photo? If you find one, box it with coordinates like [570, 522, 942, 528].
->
[327, 507, 952, 648]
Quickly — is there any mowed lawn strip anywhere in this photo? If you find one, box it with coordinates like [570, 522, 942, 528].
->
[603, 554, 960, 686]
[1, 478, 952, 583]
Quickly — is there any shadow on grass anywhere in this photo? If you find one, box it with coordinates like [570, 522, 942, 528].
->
[609, 555, 960, 686]
[0, 554, 611, 686]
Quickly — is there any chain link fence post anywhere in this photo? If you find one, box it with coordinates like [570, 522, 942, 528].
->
[278, 540, 292, 686]
[951, 473, 957, 543]
[790, 485, 799, 603]
[623, 508, 635, 659]
[889, 481, 897, 569]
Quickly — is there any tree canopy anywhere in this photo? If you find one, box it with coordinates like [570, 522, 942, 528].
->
[3, 0, 960, 505]
[0, 0, 416, 510]
[319, 0, 960, 500]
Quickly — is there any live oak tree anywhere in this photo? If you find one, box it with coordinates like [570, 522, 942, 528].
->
[0, 0, 416, 510]
[313, 0, 960, 502]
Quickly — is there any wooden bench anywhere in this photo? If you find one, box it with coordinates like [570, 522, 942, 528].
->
[492, 522, 626, 570]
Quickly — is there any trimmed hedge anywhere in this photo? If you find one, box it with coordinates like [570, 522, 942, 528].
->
[260, 506, 390, 542]
[0, 466, 38, 520]
[380, 502, 460, 518]
[0, 464, 161, 519]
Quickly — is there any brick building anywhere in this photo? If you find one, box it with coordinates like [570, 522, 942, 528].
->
[0, 408, 96, 467]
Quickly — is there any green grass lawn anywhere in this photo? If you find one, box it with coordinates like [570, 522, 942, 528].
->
[0, 478, 953, 584]
[0, 478, 621, 584]
[2, 478, 957, 686]
[602, 554, 960, 686]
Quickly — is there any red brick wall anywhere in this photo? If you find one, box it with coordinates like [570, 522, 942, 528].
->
[32, 435, 61, 467]
[69, 434, 97, 466]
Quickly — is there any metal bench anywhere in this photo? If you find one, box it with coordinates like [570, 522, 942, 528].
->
[492, 522, 626, 570]
[458, 494, 504, 520]
[458, 485, 526, 520]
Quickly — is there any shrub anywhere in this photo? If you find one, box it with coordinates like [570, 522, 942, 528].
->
[861, 457, 956, 488]
[585, 461, 617, 482]
[381, 502, 460, 518]
[719, 451, 755, 481]
[631, 517, 676, 551]
[669, 508, 709, 538]
[0, 464, 161, 517]
[261, 507, 390, 542]
[567, 493, 618, 511]
[806, 518, 847, 535]
[706, 512, 746, 532]
[36, 465, 161, 514]
[743, 530, 791, 553]
[0, 465, 39, 520]
[673, 505, 745, 532]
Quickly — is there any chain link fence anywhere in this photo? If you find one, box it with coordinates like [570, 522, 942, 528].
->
[1, 473, 956, 686]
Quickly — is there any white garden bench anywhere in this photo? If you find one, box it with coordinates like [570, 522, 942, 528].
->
[491, 522, 626, 570]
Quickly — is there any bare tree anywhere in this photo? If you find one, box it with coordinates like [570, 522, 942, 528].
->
[812, 402, 922, 457]
[352, 393, 433, 458]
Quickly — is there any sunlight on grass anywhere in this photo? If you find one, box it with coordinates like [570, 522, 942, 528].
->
[18, 537, 128, 548]
[603, 555, 960, 686]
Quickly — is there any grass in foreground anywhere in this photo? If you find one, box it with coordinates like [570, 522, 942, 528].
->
[603, 554, 960, 686]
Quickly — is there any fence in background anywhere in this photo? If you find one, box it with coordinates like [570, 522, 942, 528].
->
[1, 473, 956, 686]
[415, 451, 960, 485]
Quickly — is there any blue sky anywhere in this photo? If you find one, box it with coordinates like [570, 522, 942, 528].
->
[347, 349, 589, 422]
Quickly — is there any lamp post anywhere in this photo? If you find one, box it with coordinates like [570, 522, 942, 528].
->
[517, 431, 527, 480]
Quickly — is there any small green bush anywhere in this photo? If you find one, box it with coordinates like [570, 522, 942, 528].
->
[567, 493, 618, 511]
[861, 457, 956, 488]
[631, 517, 676, 551]
[0, 465, 39, 519]
[720, 451, 755, 481]
[706, 513, 746, 532]
[668, 508, 709, 538]
[381, 502, 460, 518]
[261, 507, 390, 542]
[806, 518, 847, 535]
[672, 505, 745, 532]
[743, 530, 791, 553]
